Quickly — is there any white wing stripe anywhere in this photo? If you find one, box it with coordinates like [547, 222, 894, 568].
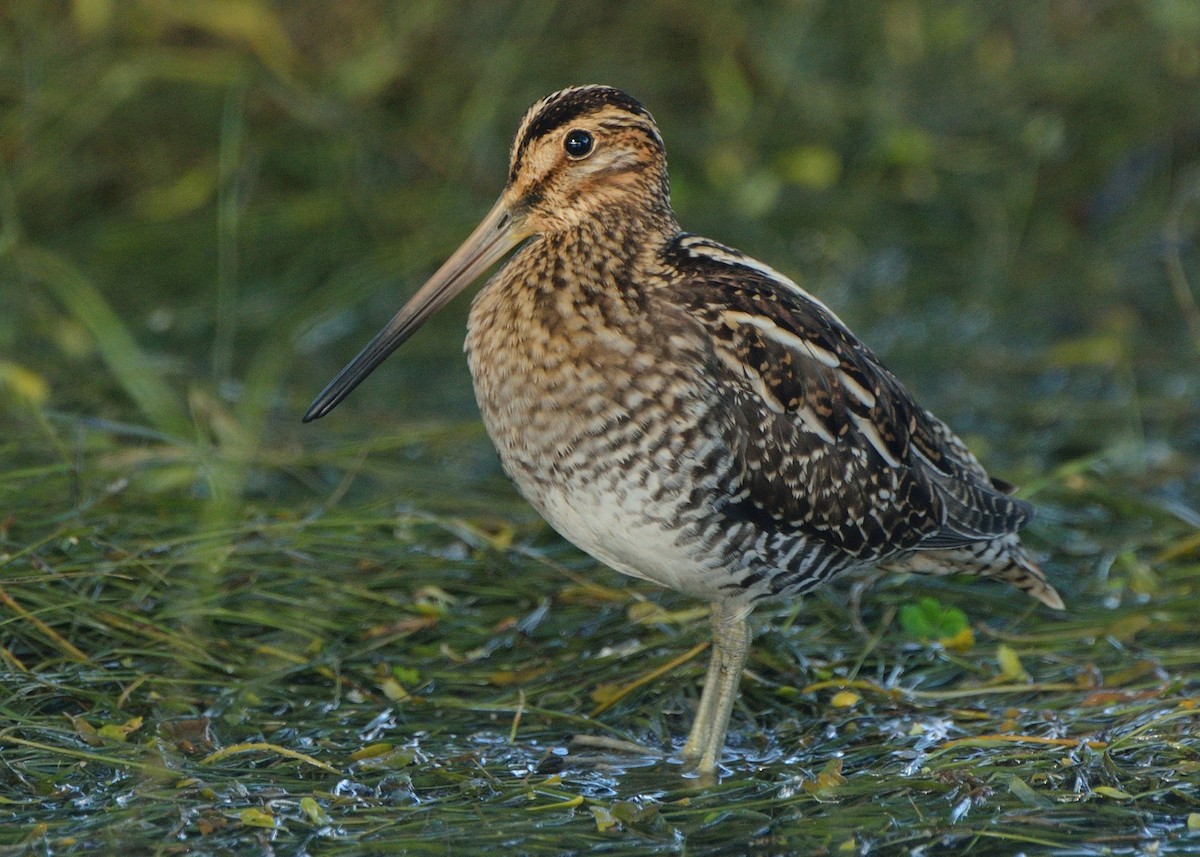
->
[837, 370, 876, 409]
[680, 236, 846, 323]
[714, 346, 786, 414]
[721, 310, 840, 368]
[851, 412, 902, 468]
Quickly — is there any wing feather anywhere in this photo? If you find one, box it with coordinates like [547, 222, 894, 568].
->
[662, 235, 1032, 559]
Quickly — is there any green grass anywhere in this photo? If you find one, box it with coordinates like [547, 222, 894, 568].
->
[2, 424, 1199, 854]
[2, 1, 1200, 854]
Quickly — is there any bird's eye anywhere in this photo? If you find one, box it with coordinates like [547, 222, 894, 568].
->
[563, 129, 595, 159]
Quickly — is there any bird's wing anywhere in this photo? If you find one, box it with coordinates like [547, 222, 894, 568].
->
[661, 235, 1032, 560]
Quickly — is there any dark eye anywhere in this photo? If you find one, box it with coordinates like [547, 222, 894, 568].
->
[563, 129, 595, 158]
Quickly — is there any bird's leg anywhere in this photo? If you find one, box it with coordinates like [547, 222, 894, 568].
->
[682, 629, 722, 762]
[681, 600, 752, 774]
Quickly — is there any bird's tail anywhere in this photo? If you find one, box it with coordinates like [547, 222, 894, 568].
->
[883, 537, 1065, 610]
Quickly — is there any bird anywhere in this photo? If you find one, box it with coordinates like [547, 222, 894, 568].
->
[304, 85, 1064, 776]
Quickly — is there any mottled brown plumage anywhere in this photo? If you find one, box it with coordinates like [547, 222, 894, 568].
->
[305, 85, 1064, 775]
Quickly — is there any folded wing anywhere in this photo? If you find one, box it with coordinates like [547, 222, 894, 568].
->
[662, 235, 1033, 561]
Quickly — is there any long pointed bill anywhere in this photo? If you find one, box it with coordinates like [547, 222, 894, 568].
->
[303, 196, 526, 422]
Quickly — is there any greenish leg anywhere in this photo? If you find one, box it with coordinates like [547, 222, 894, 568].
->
[682, 628, 722, 761]
[681, 600, 752, 774]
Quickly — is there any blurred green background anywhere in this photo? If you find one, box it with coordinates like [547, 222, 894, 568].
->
[5, 0, 1198, 472]
[2, 1, 1200, 853]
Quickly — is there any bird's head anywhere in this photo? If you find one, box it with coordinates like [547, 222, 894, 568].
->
[502, 85, 672, 234]
[304, 85, 670, 421]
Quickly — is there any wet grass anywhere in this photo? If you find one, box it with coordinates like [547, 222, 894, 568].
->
[3, 419, 1199, 855]
[3, 2, 1200, 854]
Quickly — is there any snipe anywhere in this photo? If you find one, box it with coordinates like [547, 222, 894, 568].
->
[305, 85, 1064, 775]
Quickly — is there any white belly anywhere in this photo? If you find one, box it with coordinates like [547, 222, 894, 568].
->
[529, 478, 720, 598]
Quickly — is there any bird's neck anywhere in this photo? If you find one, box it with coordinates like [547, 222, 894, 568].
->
[471, 205, 676, 348]
[546, 203, 679, 286]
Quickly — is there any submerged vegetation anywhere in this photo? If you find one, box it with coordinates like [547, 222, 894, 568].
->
[2, 1, 1199, 853]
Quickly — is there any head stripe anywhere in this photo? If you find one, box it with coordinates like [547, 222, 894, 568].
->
[509, 85, 657, 183]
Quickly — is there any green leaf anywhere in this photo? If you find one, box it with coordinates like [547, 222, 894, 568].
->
[299, 797, 330, 826]
[590, 805, 619, 832]
[391, 666, 420, 685]
[239, 807, 276, 828]
[1008, 775, 1053, 809]
[996, 644, 1030, 681]
[899, 597, 969, 642]
[96, 716, 143, 742]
